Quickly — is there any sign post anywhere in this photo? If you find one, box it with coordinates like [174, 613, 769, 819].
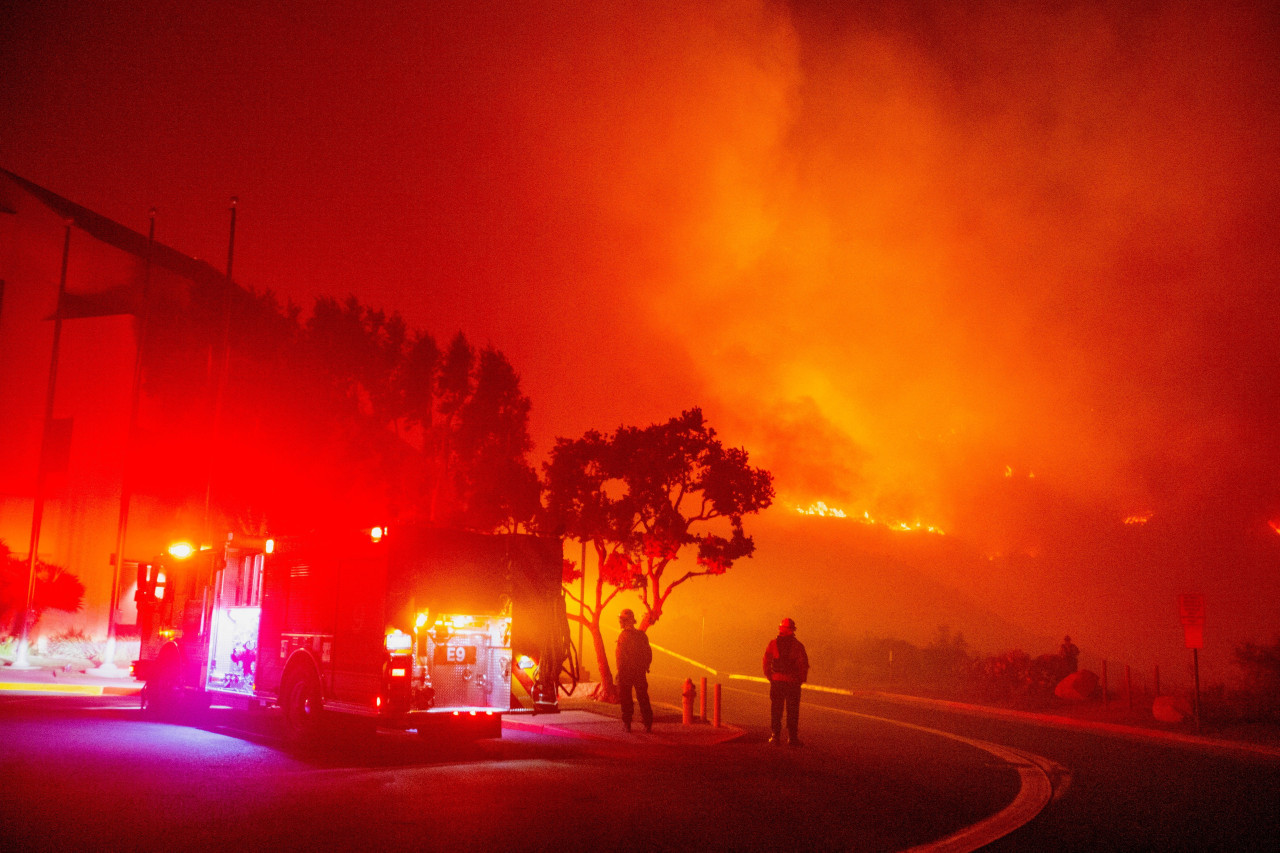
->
[1178, 594, 1204, 734]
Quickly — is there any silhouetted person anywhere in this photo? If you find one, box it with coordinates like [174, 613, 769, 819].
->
[615, 608, 653, 733]
[764, 617, 809, 747]
[1060, 635, 1080, 675]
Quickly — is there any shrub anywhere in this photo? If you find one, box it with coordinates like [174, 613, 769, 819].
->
[46, 628, 102, 663]
[1230, 638, 1280, 723]
[971, 650, 1033, 700]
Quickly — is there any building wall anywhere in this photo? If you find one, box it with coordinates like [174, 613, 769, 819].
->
[1, 176, 144, 641]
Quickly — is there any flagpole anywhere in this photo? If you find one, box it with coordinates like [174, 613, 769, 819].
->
[96, 208, 156, 674]
[202, 197, 237, 546]
[14, 219, 73, 668]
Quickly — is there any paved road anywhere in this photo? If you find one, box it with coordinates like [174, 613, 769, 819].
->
[0, 689, 1013, 852]
[709, 678, 1280, 852]
[3, 673, 1275, 851]
[822, 690, 1280, 852]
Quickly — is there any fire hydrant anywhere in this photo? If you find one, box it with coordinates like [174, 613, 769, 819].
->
[682, 677, 696, 725]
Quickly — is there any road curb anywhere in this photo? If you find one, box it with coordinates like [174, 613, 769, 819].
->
[857, 690, 1280, 759]
[0, 681, 141, 696]
[503, 706, 746, 745]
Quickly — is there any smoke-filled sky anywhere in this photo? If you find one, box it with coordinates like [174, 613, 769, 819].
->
[4, 1, 1278, 673]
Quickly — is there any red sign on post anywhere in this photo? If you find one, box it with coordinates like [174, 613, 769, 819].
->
[1179, 594, 1205, 649]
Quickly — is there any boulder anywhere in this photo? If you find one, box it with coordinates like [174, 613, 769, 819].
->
[1054, 669, 1099, 701]
[1152, 694, 1194, 724]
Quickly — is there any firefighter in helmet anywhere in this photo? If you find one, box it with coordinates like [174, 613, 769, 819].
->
[763, 616, 809, 746]
[615, 608, 653, 733]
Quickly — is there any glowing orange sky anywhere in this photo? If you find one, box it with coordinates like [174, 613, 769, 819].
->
[3, 1, 1278, 672]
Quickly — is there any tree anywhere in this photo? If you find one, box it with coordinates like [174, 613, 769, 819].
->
[0, 540, 86, 636]
[399, 333, 539, 531]
[139, 282, 538, 535]
[543, 409, 773, 699]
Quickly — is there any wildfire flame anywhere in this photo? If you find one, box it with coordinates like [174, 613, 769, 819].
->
[795, 501, 944, 535]
[796, 500, 846, 518]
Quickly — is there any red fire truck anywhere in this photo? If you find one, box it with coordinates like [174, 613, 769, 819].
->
[132, 525, 569, 743]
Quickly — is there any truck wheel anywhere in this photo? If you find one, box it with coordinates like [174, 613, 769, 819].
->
[282, 667, 324, 746]
[144, 656, 181, 720]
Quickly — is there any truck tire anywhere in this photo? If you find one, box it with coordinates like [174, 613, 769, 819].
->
[281, 665, 325, 746]
[143, 653, 182, 720]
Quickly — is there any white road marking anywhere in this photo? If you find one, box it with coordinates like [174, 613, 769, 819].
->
[812, 703, 1062, 853]
[715, 682, 1064, 853]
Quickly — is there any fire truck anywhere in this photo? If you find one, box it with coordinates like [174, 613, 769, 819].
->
[132, 525, 569, 743]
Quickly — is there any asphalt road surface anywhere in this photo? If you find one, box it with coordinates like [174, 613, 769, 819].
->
[2, 678, 1277, 852]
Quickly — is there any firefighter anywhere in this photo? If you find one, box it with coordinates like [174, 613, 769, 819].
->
[1060, 635, 1080, 675]
[763, 617, 809, 747]
[615, 608, 653, 733]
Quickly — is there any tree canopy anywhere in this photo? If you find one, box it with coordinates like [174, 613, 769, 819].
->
[544, 408, 773, 694]
[0, 540, 85, 635]
[139, 282, 538, 535]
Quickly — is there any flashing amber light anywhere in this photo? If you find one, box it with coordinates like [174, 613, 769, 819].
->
[371, 526, 385, 542]
[168, 542, 195, 559]
[415, 611, 429, 631]
[265, 539, 275, 554]
[375, 696, 383, 708]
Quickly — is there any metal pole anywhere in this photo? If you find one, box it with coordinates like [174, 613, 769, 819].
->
[1192, 648, 1201, 735]
[579, 539, 585, 678]
[713, 682, 722, 728]
[15, 220, 73, 668]
[700, 675, 707, 722]
[98, 209, 156, 674]
[202, 198, 237, 545]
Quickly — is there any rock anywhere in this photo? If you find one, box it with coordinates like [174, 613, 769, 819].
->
[1152, 694, 1193, 723]
[1054, 669, 1100, 701]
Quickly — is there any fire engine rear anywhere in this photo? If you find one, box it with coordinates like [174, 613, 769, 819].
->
[133, 525, 568, 744]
